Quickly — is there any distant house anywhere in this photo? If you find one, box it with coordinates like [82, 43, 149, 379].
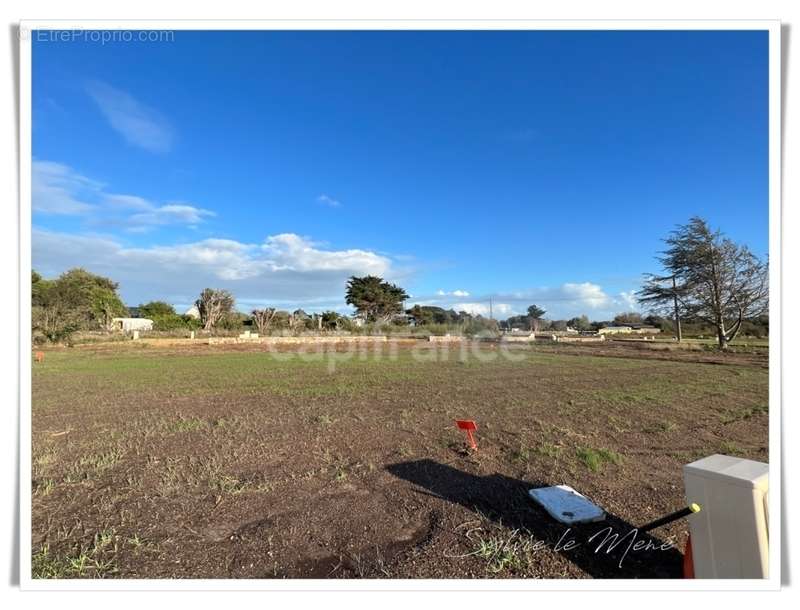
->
[632, 326, 661, 334]
[597, 326, 632, 335]
[390, 313, 415, 326]
[184, 305, 201, 319]
[597, 325, 660, 335]
[112, 318, 153, 332]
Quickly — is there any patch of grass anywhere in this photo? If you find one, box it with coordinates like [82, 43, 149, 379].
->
[642, 420, 677, 434]
[62, 468, 86, 484]
[209, 474, 249, 494]
[576, 447, 624, 472]
[719, 404, 768, 424]
[32, 529, 119, 579]
[536, 442, 562, 458]
[207, 471, 272, 495]
[32, 545, 70, 579]
[94, 528, 116, 550]
[511, 446, 532, 463]
[718, 440, 743, 455]
[511, 442, 561, 464]
[34, 448, 58, 467]
[33, 478, 55, 496]
[397, 444, 414, 458]
[78, 449, 123, 471]
[462, 528, 542, 574]
[313, 413, 336, 427]
[167, 416, 207, 433]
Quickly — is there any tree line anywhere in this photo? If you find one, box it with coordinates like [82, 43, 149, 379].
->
[31, 217, 768, 349]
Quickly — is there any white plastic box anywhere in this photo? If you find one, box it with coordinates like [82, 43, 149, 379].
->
[683, 454, 769, 578]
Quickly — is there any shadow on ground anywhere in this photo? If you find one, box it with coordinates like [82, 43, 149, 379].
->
[386, 459, 684, 579]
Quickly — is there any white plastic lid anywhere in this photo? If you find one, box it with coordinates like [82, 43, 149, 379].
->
[684, 454, 769, 490]
[528, 485, 606, 525]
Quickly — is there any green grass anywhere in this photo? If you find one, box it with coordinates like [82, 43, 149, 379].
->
[78, 449, 123, 470]
[642, 420, 677, 434]
[576, 447, 624, 472]
[33, 478, 55, 496]
[719, 404, 768, 424]
[462, 528, 543, 575]
[718, 440, 744, 455]
[165, 416, 207, 433]
[209, 474, 250, 494]
[32, 528, 120, 579]
[512, 442, 561, 464]
[34, 449, 58, 467]
[32, 345, 765, 408]
[313, 413, 336, 427]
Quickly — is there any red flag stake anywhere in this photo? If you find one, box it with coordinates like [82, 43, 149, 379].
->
[455, 420, 478, 450]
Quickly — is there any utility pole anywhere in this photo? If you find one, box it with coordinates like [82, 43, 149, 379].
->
[672, 275, 682, 343]
[489, 296, 493, 320]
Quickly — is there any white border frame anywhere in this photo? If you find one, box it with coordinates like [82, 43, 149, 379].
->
[18, 18, 782, 591]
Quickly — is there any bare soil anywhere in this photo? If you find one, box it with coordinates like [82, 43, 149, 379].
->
[31, 340, 769, 579]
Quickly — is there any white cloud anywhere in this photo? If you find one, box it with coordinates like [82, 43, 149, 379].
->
[32, 160, 214, 230]
[32, 160, 98, 215]
[262, 234, 389, 274]
[618, 290, 639, 311]
[555, 282, 612, 309]
[32, 229, 393, 310]
[103, 193, 153, 211]
[452, 302, 514, 317]
[436, 289, 470, 297]
[86, 81, 174, 153]
[412, 282, 641, 321]
[316, 194, 341, 208]
[128, 203, 216, 228]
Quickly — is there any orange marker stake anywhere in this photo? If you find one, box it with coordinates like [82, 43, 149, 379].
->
[455, 420, 478, 450]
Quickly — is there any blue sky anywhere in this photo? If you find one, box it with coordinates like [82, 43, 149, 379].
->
[31, 29, 769, 319]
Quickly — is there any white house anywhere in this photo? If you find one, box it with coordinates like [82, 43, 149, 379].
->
[184, 305, 201, 319]
[112, 318, 154, 332]
[597, 326, 632, 335]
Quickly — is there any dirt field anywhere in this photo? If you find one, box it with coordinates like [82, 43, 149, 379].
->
[30, 340, 769, 579]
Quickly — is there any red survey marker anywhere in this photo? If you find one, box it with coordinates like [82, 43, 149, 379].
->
[455, 420, 478, 450]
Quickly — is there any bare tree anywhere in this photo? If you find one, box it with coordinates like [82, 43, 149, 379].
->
[251, 308, 277, 335]
[196, 288, 235, 331]
[638, 217, 768, 350]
